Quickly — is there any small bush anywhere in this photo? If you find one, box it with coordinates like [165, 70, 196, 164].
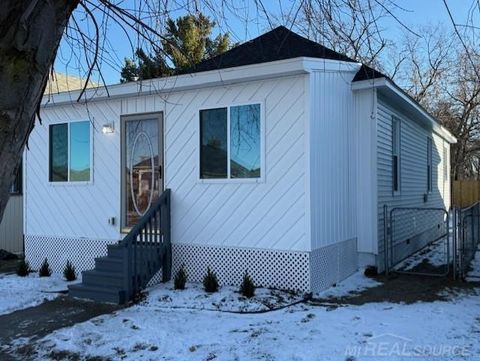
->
[174, 264, 188, 290]
[203, 267, 219, 293]
[239, 271, 255, 298]
[16, 259, 30, 277]
[39, 258, 52, 277]
[63, 260, 77, 281]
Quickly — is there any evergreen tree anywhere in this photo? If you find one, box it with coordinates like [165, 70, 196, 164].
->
[120, 13, 233, 82]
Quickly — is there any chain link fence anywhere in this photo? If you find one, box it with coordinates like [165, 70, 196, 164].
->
[384, 206, 451, 277]
[383, 203, 480, 279]
[455, 202, 480, 279]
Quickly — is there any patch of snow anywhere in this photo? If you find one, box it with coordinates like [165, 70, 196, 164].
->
[144, 282, 304, 312]
[396, 236, 451, 271]
[466, 249, 480, 281]
[313, 270, 382, 299]
[14, 285, 480, 361]
[0, 273, 78, 315]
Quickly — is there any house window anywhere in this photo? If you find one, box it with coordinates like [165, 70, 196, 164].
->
[200, 104, 261, 179]
[392, 117, 400, 194]
[9, 161, 22, 195]
[427, 137, 433, 192]
[49, 121, 91, 182]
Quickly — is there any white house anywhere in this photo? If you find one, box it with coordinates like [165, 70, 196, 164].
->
[23, 27, 456, 303]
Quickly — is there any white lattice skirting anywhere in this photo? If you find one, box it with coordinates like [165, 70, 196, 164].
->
[172, 244, 311, 291]
[310, 238, 358, 292]
[25, 235, 358, 293]
[172, 239, 357, 293]
[25, 235, 118, 273]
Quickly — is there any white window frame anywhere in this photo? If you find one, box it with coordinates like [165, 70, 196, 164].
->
[392, 116, 401, 196]
[198, 101, 265, 183]
[48, 119, 93, 185]
[427, 136, 433, 193]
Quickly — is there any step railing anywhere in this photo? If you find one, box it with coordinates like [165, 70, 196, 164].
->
[122, 189, 171, 301]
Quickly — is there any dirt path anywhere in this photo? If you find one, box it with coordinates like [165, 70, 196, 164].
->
[0, 296, 121, 360]
[0, 259, 19, 274]
[313, 272, 480, 306]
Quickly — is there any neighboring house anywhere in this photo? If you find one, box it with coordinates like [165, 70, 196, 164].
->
[23, 27, 455, 303]
[0, 73, 96, 255]
[0, 168, 23, 254]
[46, 72, 98, 93]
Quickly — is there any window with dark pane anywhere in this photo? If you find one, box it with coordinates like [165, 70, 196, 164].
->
[200, 108, 228, 178]
[392, 117, 400, 193]
[230, 104, 261, 178]
[49, 123, 68, 182]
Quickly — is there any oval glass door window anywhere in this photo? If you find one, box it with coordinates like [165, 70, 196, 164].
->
[125, 118, 161, 228]
[130, 131, 155, 216]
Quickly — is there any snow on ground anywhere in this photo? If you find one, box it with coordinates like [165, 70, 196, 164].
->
[467, 249, 480, 281]
[313, 270, 382, 299]
[10, 272, 480, 361]
[148, 282, 304, 313]
[149, 272, 379, 312]
[396, 236, 451, 272]
[0, 273, 77, 315]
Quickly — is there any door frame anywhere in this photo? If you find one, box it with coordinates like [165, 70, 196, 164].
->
[120, 111, 164, 233]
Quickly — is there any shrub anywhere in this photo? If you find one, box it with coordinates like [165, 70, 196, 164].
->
[39, 258, 52, 277]
[239, 271, 255, 298]
[203, 267, 219, 293]
[63, 260, 77, 281]
[16, 259, 30, 277]
[174, 264, 188, 290]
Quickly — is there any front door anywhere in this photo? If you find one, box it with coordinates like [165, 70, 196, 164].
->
[121, 113, 163, 231]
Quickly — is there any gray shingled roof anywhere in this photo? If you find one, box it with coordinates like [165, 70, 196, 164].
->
[183, 26, 386, 82]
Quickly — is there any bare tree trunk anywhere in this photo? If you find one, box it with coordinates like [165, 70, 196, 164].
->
[0, 0, 79, 223]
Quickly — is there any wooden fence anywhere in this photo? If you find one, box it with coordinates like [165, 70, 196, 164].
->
[453, 180, 480, 208]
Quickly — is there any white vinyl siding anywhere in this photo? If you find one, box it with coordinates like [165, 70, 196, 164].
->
[376, 96, 451, 265]
[352, 88, 377, 256]
[25, 75, 308, 251]
[309, 70, 357, 250]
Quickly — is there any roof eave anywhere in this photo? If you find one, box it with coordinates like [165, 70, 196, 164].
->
[352, 77, 457, 144]
[42, 57, 311, 107]
[42, 57, 362, 107]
